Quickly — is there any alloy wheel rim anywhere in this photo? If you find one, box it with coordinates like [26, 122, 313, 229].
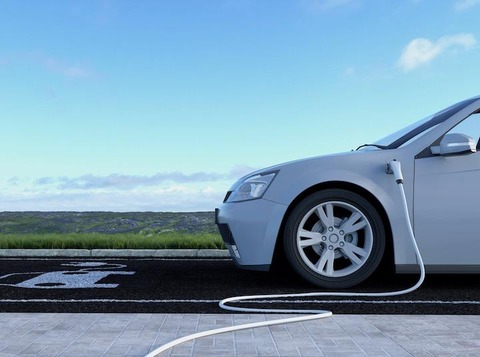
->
[295, 201, 373, 278]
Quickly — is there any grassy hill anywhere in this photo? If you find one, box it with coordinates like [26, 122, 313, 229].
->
[0, 211, 217, 235]
[0, 212, 224, 249]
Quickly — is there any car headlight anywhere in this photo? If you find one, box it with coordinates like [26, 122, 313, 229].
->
[225, 171, 277, 203]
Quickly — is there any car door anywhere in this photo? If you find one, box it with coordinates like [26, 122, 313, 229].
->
[413, 112, 480, 268]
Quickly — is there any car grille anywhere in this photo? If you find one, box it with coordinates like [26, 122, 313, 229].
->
[217, 223, 236, 245]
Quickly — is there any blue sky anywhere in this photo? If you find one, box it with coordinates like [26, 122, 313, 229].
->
[1, 0, 479, 211]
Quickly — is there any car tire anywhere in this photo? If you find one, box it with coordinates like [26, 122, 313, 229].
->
[284, 189, 385, 289]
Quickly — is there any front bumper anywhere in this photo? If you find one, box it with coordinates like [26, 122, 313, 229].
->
[215, 198, 288, 271]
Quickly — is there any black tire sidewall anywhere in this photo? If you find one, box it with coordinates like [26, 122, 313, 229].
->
[284, 189, 386, 289]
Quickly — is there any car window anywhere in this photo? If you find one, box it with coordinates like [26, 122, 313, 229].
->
[374, 115, 435, 147]
[447, 112, 480, 148]
[374, 97, 478, 148]
[398, 123, 441, 148]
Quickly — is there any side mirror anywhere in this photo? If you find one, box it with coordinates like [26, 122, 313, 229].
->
[431, 133, 477, 156]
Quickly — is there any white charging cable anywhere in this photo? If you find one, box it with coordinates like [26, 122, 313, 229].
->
[146, 160, 425, 356]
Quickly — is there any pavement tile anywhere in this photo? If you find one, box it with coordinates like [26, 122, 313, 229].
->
[357, 348, 391, 356]
[275, 345, 302, 356]
[256, 345, 280, 356]
[0, 313, 479, 356]
[297, 347, 324, 356]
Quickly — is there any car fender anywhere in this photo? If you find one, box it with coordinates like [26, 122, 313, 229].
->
[263, 151, 417, 267]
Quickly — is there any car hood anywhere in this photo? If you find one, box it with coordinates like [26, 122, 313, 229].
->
[233, 148, 405, 206]
[239, 149, 383, 180]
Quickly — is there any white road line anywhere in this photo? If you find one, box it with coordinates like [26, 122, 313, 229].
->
[0, 298, 478, 304]
[0, 258, 232, 261]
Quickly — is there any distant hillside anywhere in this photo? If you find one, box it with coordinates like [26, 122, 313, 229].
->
[0, 211, 217, 235]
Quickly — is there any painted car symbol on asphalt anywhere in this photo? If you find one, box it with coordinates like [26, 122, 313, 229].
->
[0, 262, 135, 289]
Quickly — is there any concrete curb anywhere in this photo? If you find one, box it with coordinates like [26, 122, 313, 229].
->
[0, 249, 231, 258]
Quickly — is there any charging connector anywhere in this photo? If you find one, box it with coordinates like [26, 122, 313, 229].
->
[386, 159, 404, 184]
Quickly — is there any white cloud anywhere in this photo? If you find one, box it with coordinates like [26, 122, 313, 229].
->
[34, 166, 256, 191]
[454, 0, 480, 11]
[0, 188, 226, 212]
[397, 33, 476, 72]
[1, 166, 258, 211]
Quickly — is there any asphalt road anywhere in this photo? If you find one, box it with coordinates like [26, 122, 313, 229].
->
[0, 257, 478, 315]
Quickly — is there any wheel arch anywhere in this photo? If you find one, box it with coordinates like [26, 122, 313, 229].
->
[272, 181, 395, 274]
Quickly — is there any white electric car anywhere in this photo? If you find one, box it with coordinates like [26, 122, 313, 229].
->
[216, 96, 480, 288]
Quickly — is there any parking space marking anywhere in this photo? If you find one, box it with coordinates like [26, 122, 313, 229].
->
[0, 259, 477, 314]
[0, 262, 135, 289]
[242, 299, 480, 305]
[0, 298, 478, 304]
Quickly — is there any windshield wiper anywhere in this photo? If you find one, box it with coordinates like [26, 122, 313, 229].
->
[355, 143, 390, 151]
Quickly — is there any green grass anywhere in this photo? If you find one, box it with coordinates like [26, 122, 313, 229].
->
[0, 232, 225, 250]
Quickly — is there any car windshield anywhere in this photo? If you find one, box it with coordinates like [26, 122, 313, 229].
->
[368, 97, 478, 149]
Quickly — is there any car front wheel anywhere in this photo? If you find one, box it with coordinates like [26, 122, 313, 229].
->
[284, 189, 385, 289]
